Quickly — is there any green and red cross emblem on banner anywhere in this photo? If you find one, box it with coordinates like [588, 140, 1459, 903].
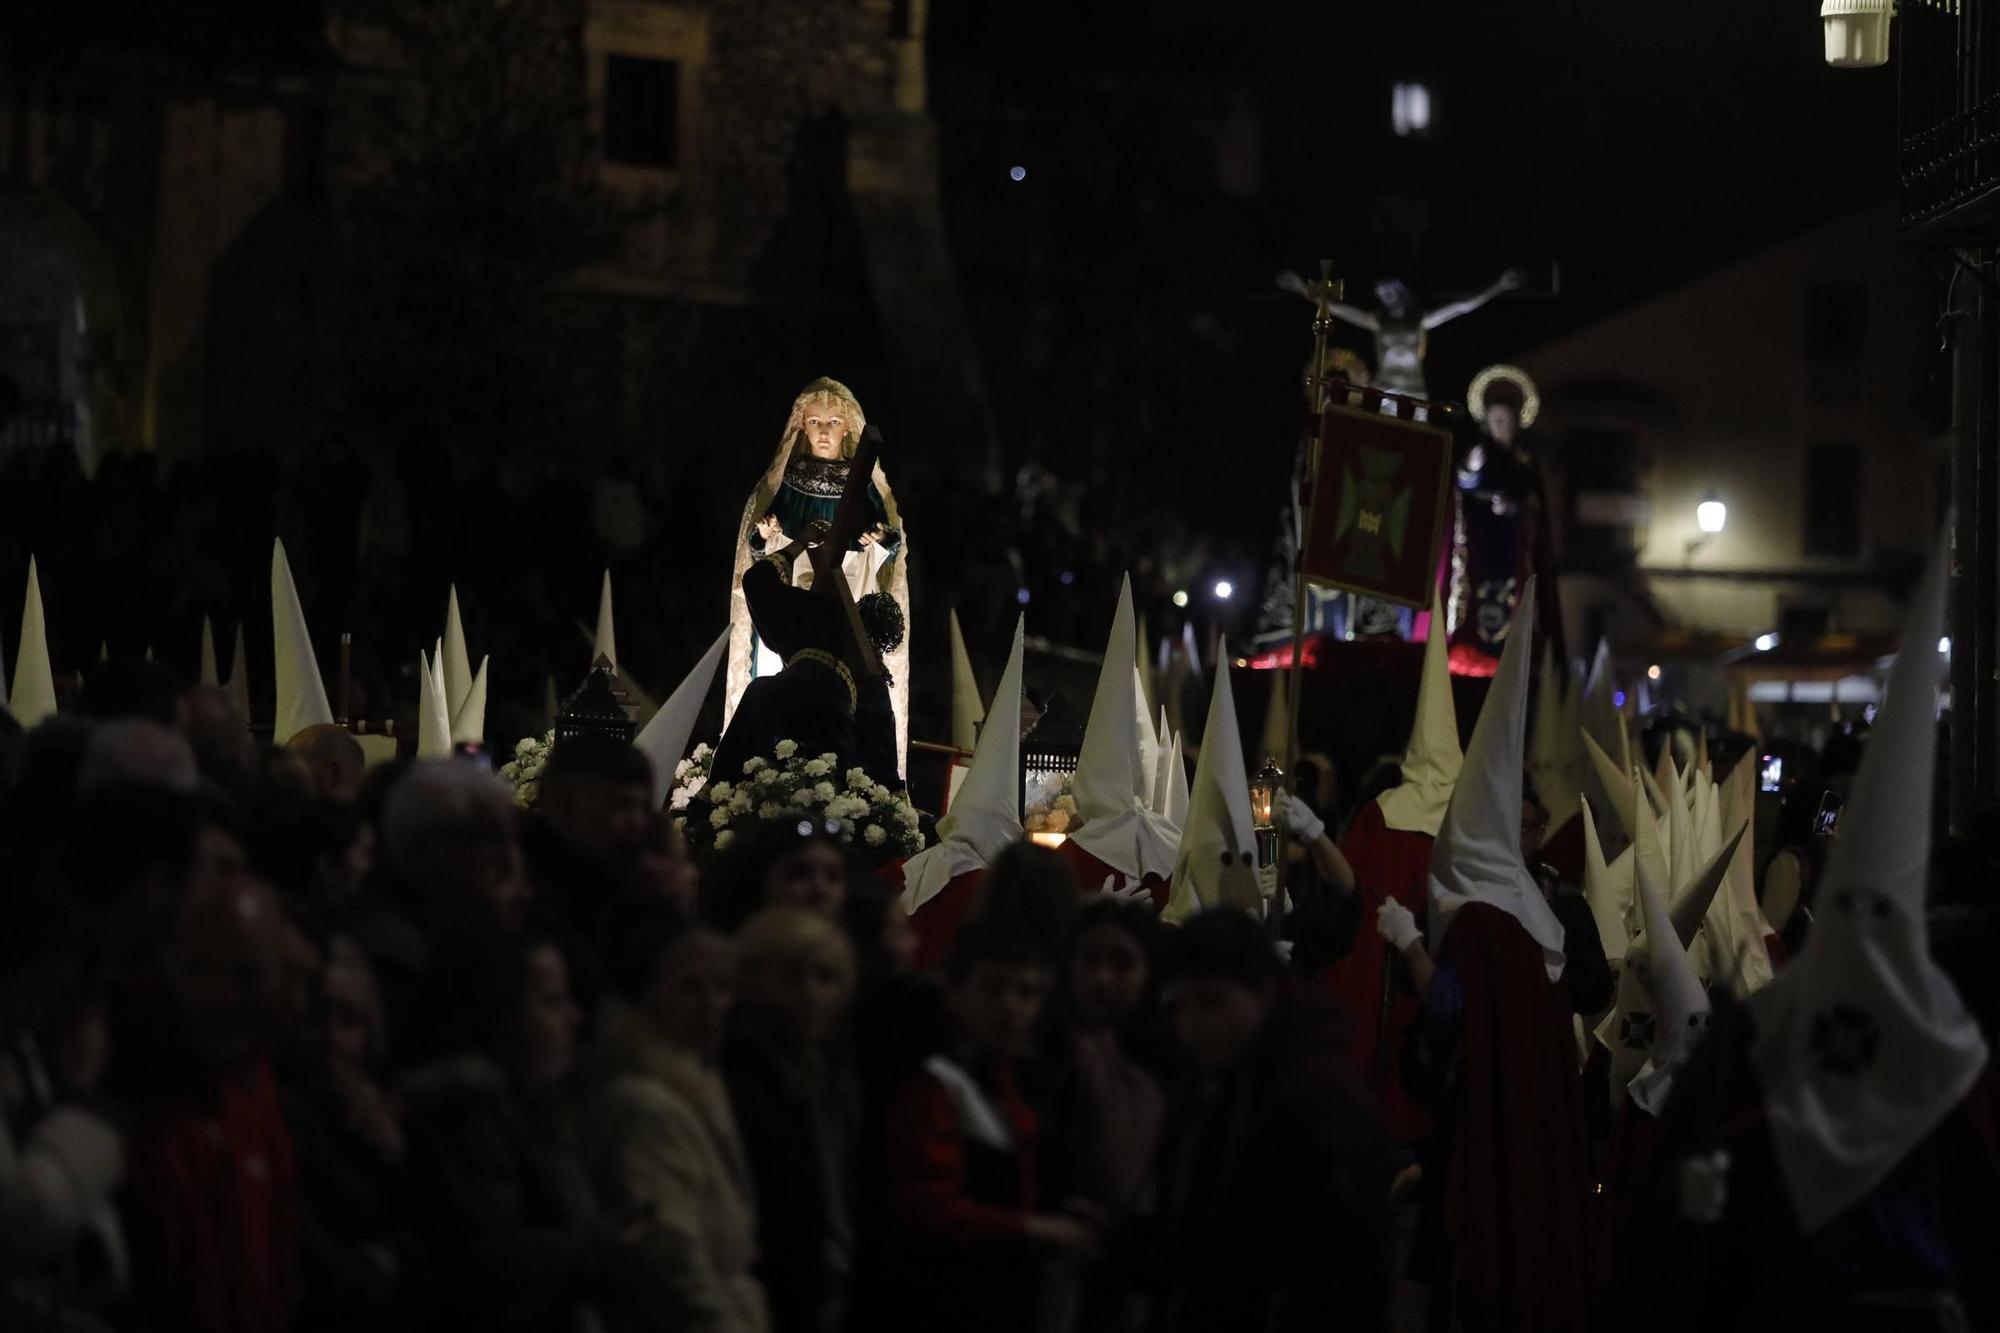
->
[1300, 401, 1453, 609]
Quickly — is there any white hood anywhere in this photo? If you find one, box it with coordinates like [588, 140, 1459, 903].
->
[902, 617, 1026, 912]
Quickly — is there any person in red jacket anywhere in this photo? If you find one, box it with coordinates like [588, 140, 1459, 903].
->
[881, 921, 1098, 1333]
[117, 871, 297, 1333]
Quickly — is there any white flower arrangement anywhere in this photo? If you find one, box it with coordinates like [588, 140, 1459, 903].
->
[676, 742, 924, 868]
[669, 743, 716, 812]
[1023, 772, 1084, 835]
[497, 730, 556, 808]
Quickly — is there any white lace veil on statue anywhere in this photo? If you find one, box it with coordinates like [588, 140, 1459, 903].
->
[723, 378, 911, 777]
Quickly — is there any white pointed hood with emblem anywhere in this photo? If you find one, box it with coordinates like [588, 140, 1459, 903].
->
[1427, 581, 1566, 981]
[1166, 639, 1261, 923]
[416, 649, 453, 759]
[902, 617, 1025, 912]
[1377, 590, 1463, 836]
[1627, 793, 1714, 1119]
[1748, 542, 1987, 1234]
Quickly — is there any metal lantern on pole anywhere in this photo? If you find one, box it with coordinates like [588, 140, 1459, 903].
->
[555, 655, 637, 747]
[1250, 756, 1284, 866]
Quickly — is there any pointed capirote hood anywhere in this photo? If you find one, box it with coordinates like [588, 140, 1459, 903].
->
[450, 656, 490, 747]
[1627, 789, 1714, 1118]
[1529, 640, 1582, 831]
[1581, 638, 1624, 765]
[1667, 820, 1748, 950]
[1067, 577, 1180, 881]
[1749, 541, 1988, 1234]
[1162, 732, 1190, 829]
[1149, 708, 1174, 817]
[225, 622, 251, 721]
[442, 586, 474, 721]
[1166, 638, 1259, 924]
[415, 650, 453, 759]
[633, 629, 729, 809]
[1134, 666, 1161, 809]
[948, 608, 985, 754]
[272, 540, 334, 743]
[1716, 757, 1774, 993]
[199, 616, 220, 689]
[1378, 590, 1463, 836]
[9, 556, 57, 727]
[1580, 795, 1634, 966]
[593, 570, 618, 672]
[903, 618, 1026, 913]
[1427, 581, 1566, 981]
[1582, 728, 1639, 844]
[1, 624, 7, 704]
[1653, 742, 1679, 813]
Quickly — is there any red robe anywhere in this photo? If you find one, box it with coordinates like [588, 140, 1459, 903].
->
[1437, 901, 1593, 1333]
[1538, 812, 1586, 893]
[1055, 840, 1170, 911]
[880, 859, 988, 973]
[124, 1060, 297, 1333]
[1319, 799, 1434, 1145]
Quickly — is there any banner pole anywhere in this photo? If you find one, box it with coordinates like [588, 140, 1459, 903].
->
[1274, 260, 1338, 939]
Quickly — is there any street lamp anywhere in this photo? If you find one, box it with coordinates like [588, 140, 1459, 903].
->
[1821, 0, 1892, 68]
[1696, 492, 1727, 535]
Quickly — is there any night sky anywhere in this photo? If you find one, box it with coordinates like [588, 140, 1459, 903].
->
[926, 0, 1899, 543]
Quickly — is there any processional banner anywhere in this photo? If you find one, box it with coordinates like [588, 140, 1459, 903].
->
[1300, 402, 1453, 609]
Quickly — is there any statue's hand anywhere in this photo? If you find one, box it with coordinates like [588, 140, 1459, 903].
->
[1499, 268, 1525, 292]
[755, 515, 783, 544]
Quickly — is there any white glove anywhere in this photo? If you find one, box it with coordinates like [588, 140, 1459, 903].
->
[1099, 875, 1158, 910]
[1276, 794, 1325, 844]
[1376, 899, 1421, 952]
[1274, 939, 1296, 965]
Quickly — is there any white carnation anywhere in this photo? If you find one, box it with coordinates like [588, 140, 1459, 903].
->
[692, 743, 713, 761]
[760, 801, 782, 819]
[714, 829, 735, 850]
[815, 781, 836, 801]
[710, 806, 732, 829]
[757, 768, 782, 787]
[669, 790, 692, 811]
[729, 791, 753, 814]
[804, 757, 833, 778]
[864, 824, 887, 847]
[515, 738, 538, 757]
[709, 782, 734, 803]
[796, 787, 821, 806]
[846, 768, 871, 789]
[742, 756, 768, 775]
[870, 784, 892, 804]
[775, 739, 798, 760]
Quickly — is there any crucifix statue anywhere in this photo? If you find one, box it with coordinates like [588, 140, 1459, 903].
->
[1279, 269, 1523, 398]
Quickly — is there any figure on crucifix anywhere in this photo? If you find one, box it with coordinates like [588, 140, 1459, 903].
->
[725, 377, 912, 775]
[1281, 269, 1522, 398]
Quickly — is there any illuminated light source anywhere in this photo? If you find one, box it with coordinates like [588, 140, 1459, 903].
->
[1696, 492, 1727, 535]
[1391, 82, 1431, 137]
[1009, 165, 1027, 182]
[1613, 690, 1628, 709]
[1939, 636, 1952, 655]
[1028, 830, 1068, 849]
[1015, 587, 1032, 605]
[1647, 664, 1663, 681]
[1822, 0, 1892, 68]
[1249, 757, 1284, 866]
[1213, 580, 1235, 601]
[1755, 633, 1780, 653]
[1059, 570, 1075, 586]
[1172, 590, 1190, 609]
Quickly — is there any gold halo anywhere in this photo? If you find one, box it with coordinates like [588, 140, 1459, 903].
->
[1467, 364, 1540, 428]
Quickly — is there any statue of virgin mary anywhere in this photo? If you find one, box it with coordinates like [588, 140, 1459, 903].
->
[724, 377, 912, 775]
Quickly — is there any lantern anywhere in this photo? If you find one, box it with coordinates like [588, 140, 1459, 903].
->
[555, 655, 637, 747]
[1250, 757, 1284, 865]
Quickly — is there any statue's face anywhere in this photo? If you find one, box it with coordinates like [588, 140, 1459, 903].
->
[1485, 402, 1519, 446]
[800, 398, 849, 459]
[1375, 280, 1411, 317]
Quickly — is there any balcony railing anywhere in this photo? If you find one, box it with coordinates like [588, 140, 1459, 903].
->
[1902, 0, 2000, 236]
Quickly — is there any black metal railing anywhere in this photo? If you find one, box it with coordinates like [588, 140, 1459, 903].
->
[1902, 0, 2000, 235]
